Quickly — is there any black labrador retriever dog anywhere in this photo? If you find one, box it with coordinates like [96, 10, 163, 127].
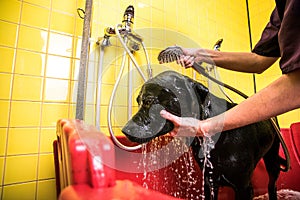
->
[122, 70, 285, 200]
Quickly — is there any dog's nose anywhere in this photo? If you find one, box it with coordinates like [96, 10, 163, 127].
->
[121, 123, 132, 136]
[121, 119, 152, 144]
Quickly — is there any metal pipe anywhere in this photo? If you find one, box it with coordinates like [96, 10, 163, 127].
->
[76, 0, 93, 120]
[95, 46, 105, 130]
[128, 59, 133, 120]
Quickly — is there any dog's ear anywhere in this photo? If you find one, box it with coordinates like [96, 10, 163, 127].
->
[190, 80, 209, 104]
[190, 80, 212, 119]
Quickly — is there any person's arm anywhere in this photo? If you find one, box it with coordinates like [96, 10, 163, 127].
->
[160, 69, 300, 137]
[180, 48, 278, 74]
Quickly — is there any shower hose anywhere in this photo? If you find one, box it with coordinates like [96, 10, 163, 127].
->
[106, 24, 151, 151]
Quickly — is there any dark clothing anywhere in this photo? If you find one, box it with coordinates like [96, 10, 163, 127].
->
[252, 0, 300, 74]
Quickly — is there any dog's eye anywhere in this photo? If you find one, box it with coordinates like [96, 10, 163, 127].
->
[142, 97, 159, 107]
[143, 99, 153, 106]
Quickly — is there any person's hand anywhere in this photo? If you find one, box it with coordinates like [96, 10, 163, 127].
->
[158, 45, 212, 69]
[160, 110, 204, 137]
[176, 47, 208, 69]
[176, 54, 195, 69]
[174, 47, 197, 68]
[160, 110, 224, 138]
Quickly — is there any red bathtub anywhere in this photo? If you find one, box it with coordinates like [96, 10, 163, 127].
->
[53, 119, 300, 200]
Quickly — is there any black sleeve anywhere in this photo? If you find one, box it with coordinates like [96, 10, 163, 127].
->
[252, 8, 281, 57]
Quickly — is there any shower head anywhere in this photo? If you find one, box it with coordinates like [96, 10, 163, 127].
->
[122, 5, 134, 30]
[157, 46, 208, 75]
[157, 46, 183, 63]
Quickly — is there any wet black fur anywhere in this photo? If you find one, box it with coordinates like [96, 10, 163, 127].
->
[122, 70, 283, 200]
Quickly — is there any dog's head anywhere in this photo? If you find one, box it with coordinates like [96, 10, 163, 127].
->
[122, 70, 210, 143]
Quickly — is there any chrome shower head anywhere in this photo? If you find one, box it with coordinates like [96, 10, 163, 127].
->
[157, 46, 208, 75]
[157, 46, 183, 63]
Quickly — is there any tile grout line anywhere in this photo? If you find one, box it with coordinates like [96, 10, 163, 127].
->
[2, 177, 55, 188]
[0, 152, 54, 158]
[35, 0, 53, 198]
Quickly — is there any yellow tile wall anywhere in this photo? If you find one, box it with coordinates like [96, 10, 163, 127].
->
[93, 0, 254, 136]
[0, 0, 297, 199]
[0, 0, 78, 199]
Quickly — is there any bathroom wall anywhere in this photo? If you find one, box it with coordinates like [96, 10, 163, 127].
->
[0, 0, 83, 199]
[90, 0, 253, 137]
[0, 0, 298, 199]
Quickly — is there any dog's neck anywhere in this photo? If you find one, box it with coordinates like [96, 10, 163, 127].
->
[200, 94, 211, 120]
[200, 93, 236, 120]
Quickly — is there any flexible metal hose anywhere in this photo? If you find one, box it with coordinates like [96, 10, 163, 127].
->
[107, 43, 142, 151]
[141, 41, 152, 79]
[115, 24, 147, 81]
[107, 24, 150, 151]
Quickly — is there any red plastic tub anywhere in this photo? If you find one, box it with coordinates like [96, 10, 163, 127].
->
[53, 120, 300, 199]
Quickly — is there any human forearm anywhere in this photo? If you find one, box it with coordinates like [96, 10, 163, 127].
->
[201, 69, 300, 135]
[187, 48, 278, 74]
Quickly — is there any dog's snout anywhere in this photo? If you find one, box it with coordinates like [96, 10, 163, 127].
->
[132, 112, 151, 125]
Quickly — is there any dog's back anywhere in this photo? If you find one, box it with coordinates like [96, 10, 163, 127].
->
[122, 71, 283, 200]
[188, 75, 282, 200]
